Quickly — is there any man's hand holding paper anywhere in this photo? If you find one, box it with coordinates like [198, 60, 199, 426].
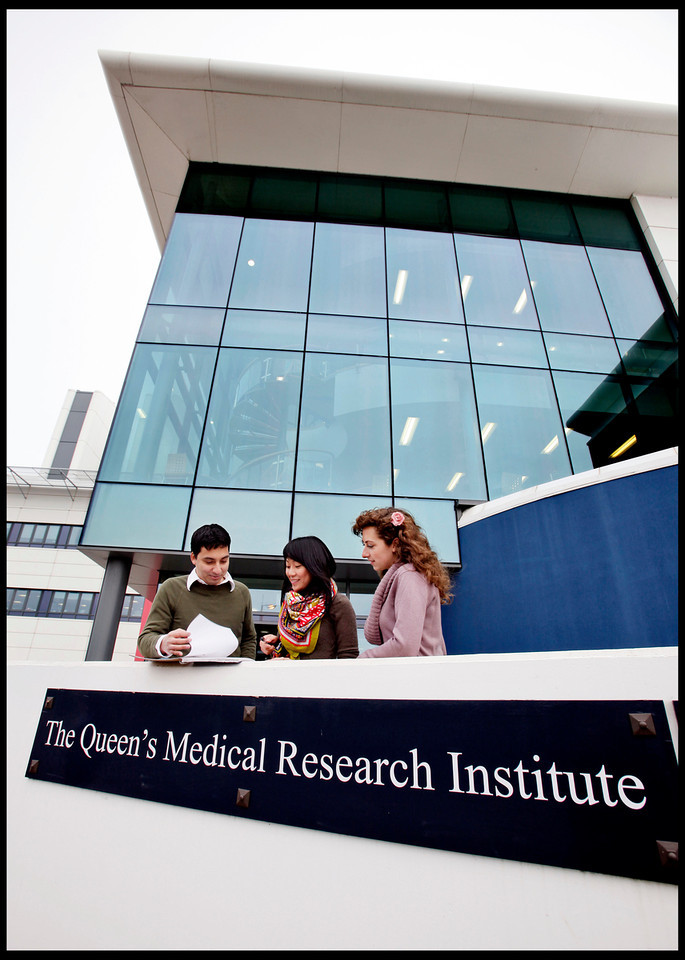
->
[182, 614, 240, 660]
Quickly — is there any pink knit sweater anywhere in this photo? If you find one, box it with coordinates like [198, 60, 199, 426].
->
[359, 562, 447, 658]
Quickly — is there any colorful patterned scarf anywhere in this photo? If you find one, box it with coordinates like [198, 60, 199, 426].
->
[277, 580, 338, 658]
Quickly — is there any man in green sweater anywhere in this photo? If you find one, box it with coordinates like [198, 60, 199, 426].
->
[137, 523, 257, 660]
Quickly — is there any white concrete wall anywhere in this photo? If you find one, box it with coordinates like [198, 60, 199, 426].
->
[40, 389, 115, 470]
[7, 651, 678, 951]
[631, 194, 678, 313]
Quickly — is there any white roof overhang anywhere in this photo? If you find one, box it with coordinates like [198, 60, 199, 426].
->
[99, 50, 678, 252]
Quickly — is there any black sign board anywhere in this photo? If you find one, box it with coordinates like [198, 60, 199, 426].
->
[26, 689, 678, 884]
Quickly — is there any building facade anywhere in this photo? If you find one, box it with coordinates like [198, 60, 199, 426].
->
[7, 390, 144, 661]
[80, 52, 678, 657]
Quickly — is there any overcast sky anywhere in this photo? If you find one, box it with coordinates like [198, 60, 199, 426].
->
[6, 9, 678, 467]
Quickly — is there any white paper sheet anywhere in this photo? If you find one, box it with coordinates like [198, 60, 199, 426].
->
[183, 614, 240, 659]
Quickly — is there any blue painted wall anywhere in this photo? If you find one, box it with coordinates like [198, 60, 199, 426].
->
[442, 466, 678, 654]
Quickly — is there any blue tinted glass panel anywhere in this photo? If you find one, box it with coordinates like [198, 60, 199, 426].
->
[616, 337, 678, 378]
[391, 359, 486, 501]
[544, 332, 621, 374]
[454, 235, 538, 330]
[586, 247, 669, 341]
[222, 310, 306, 350]
[292, 493, 392, 560]
[306, 315, 387, 356]
[386, 228, 463, 323]
[472, 365, 571, 498]
[467, 327, 547, 368]
[196, 348, 303, 490]
[229, 219, 313, 312]
[99, 345, 216, 484]
[49, 592, 66, 616]
[390, 320, 468, 362]
[82, 483, 191, 550]
[309, 223, 386, 318]
[138, 305, 225, 345]
[149, 214, 242, 307]
[552, 370, 628, 474]
[25, 590, 41, 614]
[64, 593, 79, 615]
[10, 590, 27, 612]
[521, 241, 612, 336]
[186, 489, 291, 556]
[297, 354, 390, 496]
[399, 499, 461, 565]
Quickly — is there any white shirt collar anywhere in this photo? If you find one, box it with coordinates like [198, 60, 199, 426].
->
[186, 568, 235, 591]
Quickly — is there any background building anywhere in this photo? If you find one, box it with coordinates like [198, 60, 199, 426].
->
[76, 51, 676, 657]
[7, 390, 144, 661]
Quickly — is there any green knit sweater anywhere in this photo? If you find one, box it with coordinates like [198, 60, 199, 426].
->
[137, 575, 257, 659]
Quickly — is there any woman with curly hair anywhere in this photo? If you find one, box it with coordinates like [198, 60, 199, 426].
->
[352, 507, 452, 658]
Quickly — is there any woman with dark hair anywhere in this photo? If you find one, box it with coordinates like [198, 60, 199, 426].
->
[259, 536, 358, 660]
[352, 507, 452, 658]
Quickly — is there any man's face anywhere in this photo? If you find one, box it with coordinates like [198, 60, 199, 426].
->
[191, 545, 230, 585]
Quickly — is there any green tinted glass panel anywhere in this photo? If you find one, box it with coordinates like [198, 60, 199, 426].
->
[387, 228, 463, 323]
[617, 337, 677, 378]
[149, 214, 243, 307]
[389, 320, 469, 362]
[81, 483, 191, 550]
[309, 222, 386, 317]
[544, 332, 621, 374]
[472, 364, 571, 499]
[196, 348, 303, 490]
[467, 326, 547, 368]
[554, 372, 632, 473]
[229, 219, 313, 312]
[292, 493, 392, 560]
[249, 173, 317, 217]
[586, 247, 669, 341]
[306, 315, 387, 356]
[455, 234, 538, 329]
[553, 371, 630, 473]
[522, 241, 612, 335]
[391, 359, 486, 501]
[297, 354, 390, 496]
[177, 166, 252, 215]
[384, 181, 450, 229]
[99, 344, 216, 484]
[317, 175, 383, 223]
[222, 310, 306, 350]
[512, 196, 581, 243]
[573, 203, 640, 250]
[448, 186, 515, 236]
[186, 488, 291, 556]
[138, 305, 225, 345]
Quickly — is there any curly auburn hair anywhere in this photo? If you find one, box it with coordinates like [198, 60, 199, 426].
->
[352, 507, 453, 604]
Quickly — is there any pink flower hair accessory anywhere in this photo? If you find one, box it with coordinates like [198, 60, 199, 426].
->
[390, 511, 405, 527]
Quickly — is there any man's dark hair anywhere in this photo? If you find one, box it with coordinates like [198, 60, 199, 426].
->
[191, 523, 231, 556]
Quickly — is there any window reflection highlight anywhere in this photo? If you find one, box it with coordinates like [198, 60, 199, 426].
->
[297, 354, 390, 495]
[197, 349, 303, 490]
[99, 344, 215, 484]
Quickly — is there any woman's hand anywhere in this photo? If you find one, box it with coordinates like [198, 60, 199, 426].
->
[260, 633, 279, 657]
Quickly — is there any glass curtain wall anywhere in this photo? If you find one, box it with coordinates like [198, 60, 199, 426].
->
[82, 166, 677, 559]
